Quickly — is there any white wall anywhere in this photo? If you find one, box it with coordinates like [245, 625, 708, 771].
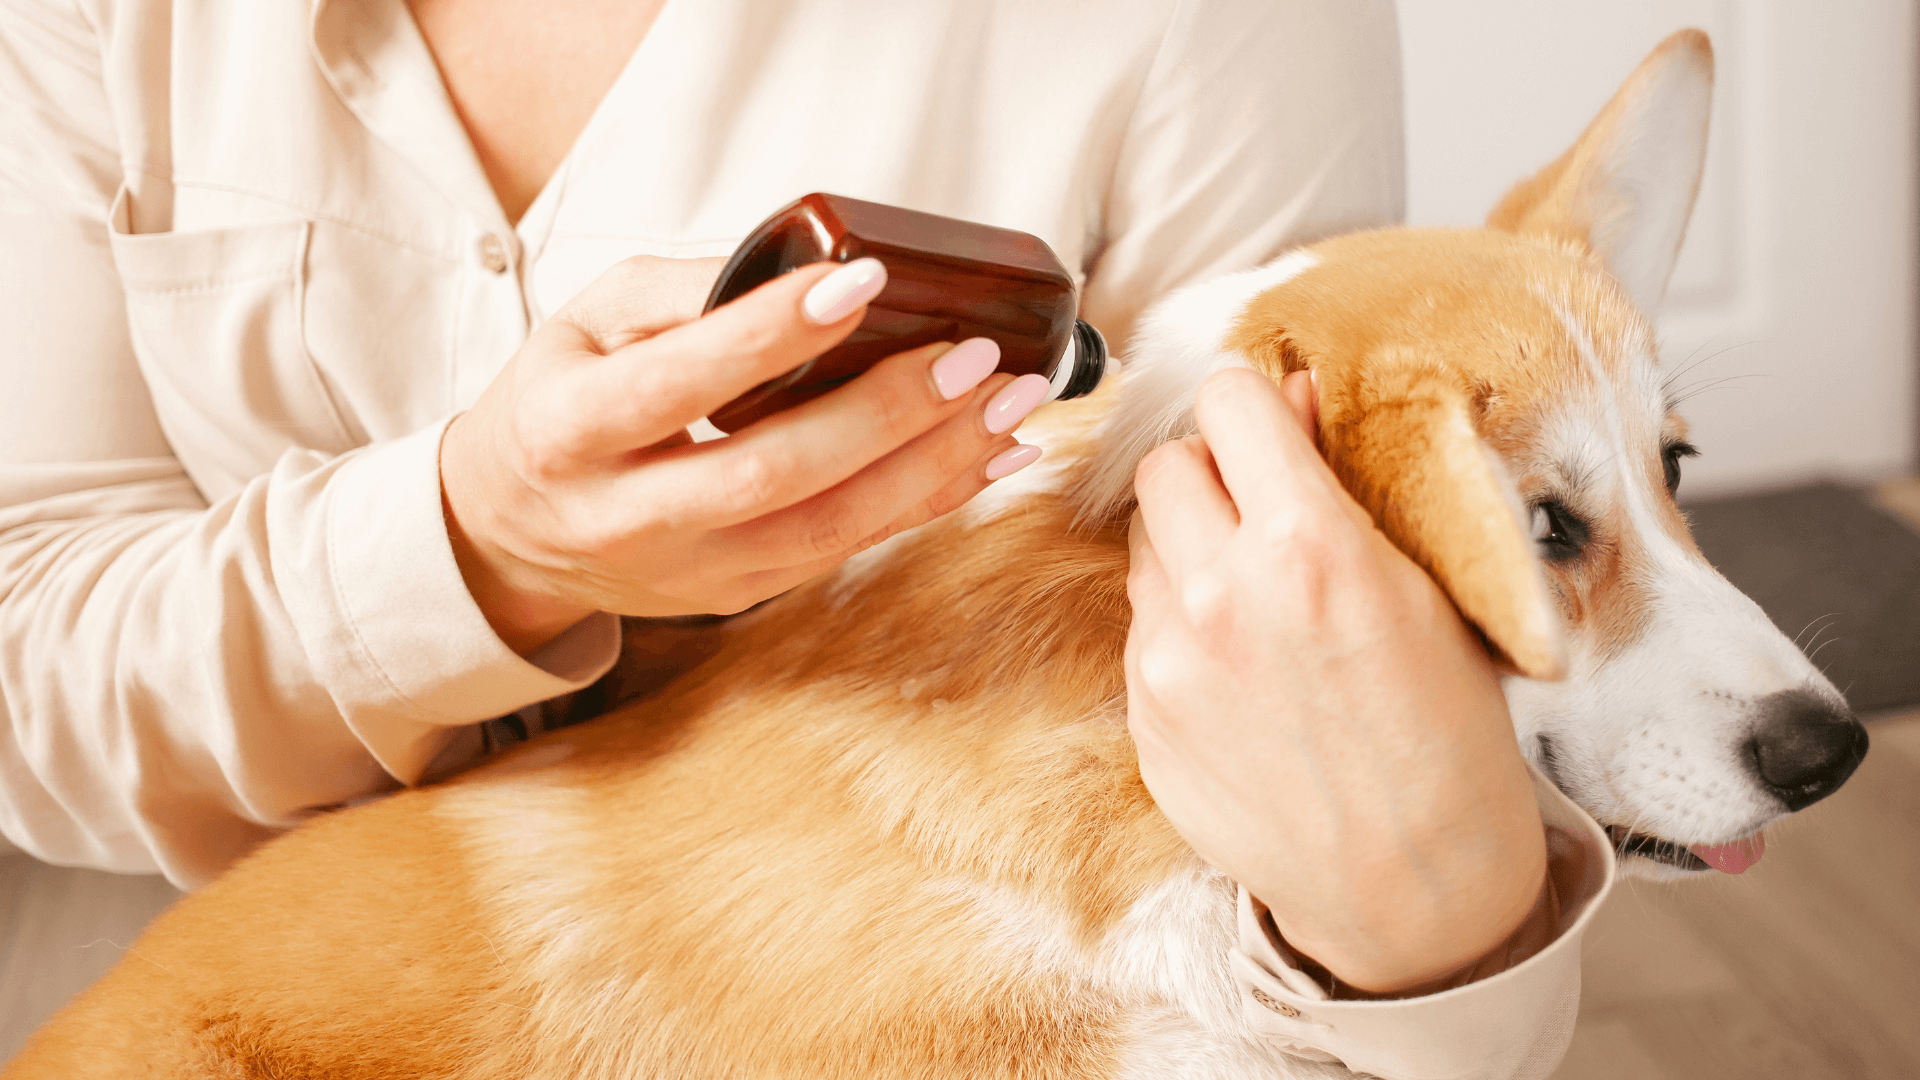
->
[1398, 1, 1916, 497]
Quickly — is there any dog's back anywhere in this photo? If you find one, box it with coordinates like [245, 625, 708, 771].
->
[9, 446, 1279, 1077]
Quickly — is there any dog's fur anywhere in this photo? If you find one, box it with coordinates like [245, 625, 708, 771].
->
[7, 29, 1866, 1080]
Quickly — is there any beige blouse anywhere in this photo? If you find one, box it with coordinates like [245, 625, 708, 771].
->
[0, 0, 1610, 1074]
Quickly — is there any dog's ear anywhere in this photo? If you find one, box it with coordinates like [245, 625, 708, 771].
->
[1319, 352, 1566, 680]
[1487, 29, 1713, 314]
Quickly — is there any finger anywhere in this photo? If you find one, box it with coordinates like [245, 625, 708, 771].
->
[568, 259, 886, 455]
[729, 435, 1037, 593]
[1125, 512, 1174, 614]
[1278, 369, 1319, 445]
[1131, 435, 1238, 573]
[706, 373, 1022, 564]
[1122, 523, 1179, 720]
[557, 255, 730, 352]
[1190, 367, 1345, 515]
[827, 437, 1041, 550]
[636, 338, 1008, 527]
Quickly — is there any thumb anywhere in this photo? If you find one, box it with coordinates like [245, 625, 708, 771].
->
[558, 255, 731, 354]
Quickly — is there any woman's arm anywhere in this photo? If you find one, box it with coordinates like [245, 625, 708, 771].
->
[0, 36, 610, 880]
[0, 2, 1041, 886]
[0, 4, 424, 883]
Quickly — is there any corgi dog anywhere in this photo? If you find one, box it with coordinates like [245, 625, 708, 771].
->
[8, 28, 1868, 1080]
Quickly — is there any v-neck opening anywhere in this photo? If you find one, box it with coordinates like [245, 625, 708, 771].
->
[510, 0, 680, 251]
[312, 0, 679, 245]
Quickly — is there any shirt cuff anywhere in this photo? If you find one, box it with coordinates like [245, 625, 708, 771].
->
[276, 418, 621, 784]
[1230, 761, 1615, 1080]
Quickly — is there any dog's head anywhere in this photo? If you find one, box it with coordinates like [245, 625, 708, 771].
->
[1077, 29, 1867, 880]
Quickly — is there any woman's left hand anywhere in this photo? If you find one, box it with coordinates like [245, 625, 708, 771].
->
[1124, 367, 1547, 994]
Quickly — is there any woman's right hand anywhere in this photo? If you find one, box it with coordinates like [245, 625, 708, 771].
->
[1124, 368, 1546, 994]
[439, 256, 1050, 655]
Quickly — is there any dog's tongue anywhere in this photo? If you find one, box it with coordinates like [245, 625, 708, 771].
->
[1688, 832, 1766, 874]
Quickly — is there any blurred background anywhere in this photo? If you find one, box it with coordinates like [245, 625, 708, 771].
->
[1402, 0, 1914, 498]
[1399, 5, 1919, 1079]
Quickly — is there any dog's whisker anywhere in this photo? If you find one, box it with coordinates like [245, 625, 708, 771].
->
[1659, 341, 1762, 405]
[1659, 342, 1724, 389]
[1659, 342, 1756, 387]
[1793, 612, 1843, 649]
[1665, 373, 1768, 409]
[1806, 634, 1843, 668]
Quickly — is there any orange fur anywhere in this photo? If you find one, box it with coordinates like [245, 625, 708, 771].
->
[13, 487, 1190, 1079]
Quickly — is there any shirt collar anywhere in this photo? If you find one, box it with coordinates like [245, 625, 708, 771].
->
[309, 0, 509, 231]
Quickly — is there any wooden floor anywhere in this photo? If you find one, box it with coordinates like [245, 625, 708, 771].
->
[1871, 474, 1920, 525]
[1552, 707, 1920, 1080]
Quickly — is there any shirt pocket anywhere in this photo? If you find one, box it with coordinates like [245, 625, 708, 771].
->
[107, 186, 359, 504]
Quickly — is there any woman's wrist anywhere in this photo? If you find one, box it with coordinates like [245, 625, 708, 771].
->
[440, 443, 596, 657]
[1258, 797, 1550, 994]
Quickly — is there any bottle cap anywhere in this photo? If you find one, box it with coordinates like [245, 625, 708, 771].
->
[1045, 320, 1109, 402]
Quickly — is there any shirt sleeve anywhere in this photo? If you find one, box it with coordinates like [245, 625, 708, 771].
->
[0, 1, 618, 888]
[1078, 0, 1407, 353]
[1230, 763, 1617, 1080]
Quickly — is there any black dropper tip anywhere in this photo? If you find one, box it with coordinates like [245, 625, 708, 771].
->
[1059, 320, 1108, 399]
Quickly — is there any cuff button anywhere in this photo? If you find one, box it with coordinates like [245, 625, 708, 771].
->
[1252, 989, 1301, 1018]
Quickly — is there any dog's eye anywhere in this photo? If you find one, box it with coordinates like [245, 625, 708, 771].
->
[1661, 441, 1699, 495]
[1528, 500, 1588, 562]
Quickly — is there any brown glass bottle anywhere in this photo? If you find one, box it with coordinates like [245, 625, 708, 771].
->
[703, 193, 1107, 433]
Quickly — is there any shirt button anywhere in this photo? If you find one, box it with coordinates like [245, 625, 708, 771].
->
[478, 233, 510, 274]
[1252, 989, 1300, 1019]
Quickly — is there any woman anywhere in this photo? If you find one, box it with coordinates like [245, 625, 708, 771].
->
[0, 1, 1594, 1075]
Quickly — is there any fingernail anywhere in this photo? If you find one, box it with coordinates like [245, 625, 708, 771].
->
[984, 444, 1042, 481]
[802, 258, 887, 325]
[983, 373, 1051, 435]
[931, 337, 1001, 400]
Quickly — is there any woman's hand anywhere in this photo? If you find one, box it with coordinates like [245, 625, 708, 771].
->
[1125, 367, 1546, 994]
[441, 256, 1048, 654]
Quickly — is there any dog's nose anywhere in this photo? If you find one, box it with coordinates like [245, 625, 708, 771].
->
[1744, 688, 1870, 812]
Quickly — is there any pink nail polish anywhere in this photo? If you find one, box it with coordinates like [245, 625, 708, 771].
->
[801, 258, 887, 325]
[983, 373, 1051, 435]
[984, 444, 1042, 481]
[930, 338, 1001, 400]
